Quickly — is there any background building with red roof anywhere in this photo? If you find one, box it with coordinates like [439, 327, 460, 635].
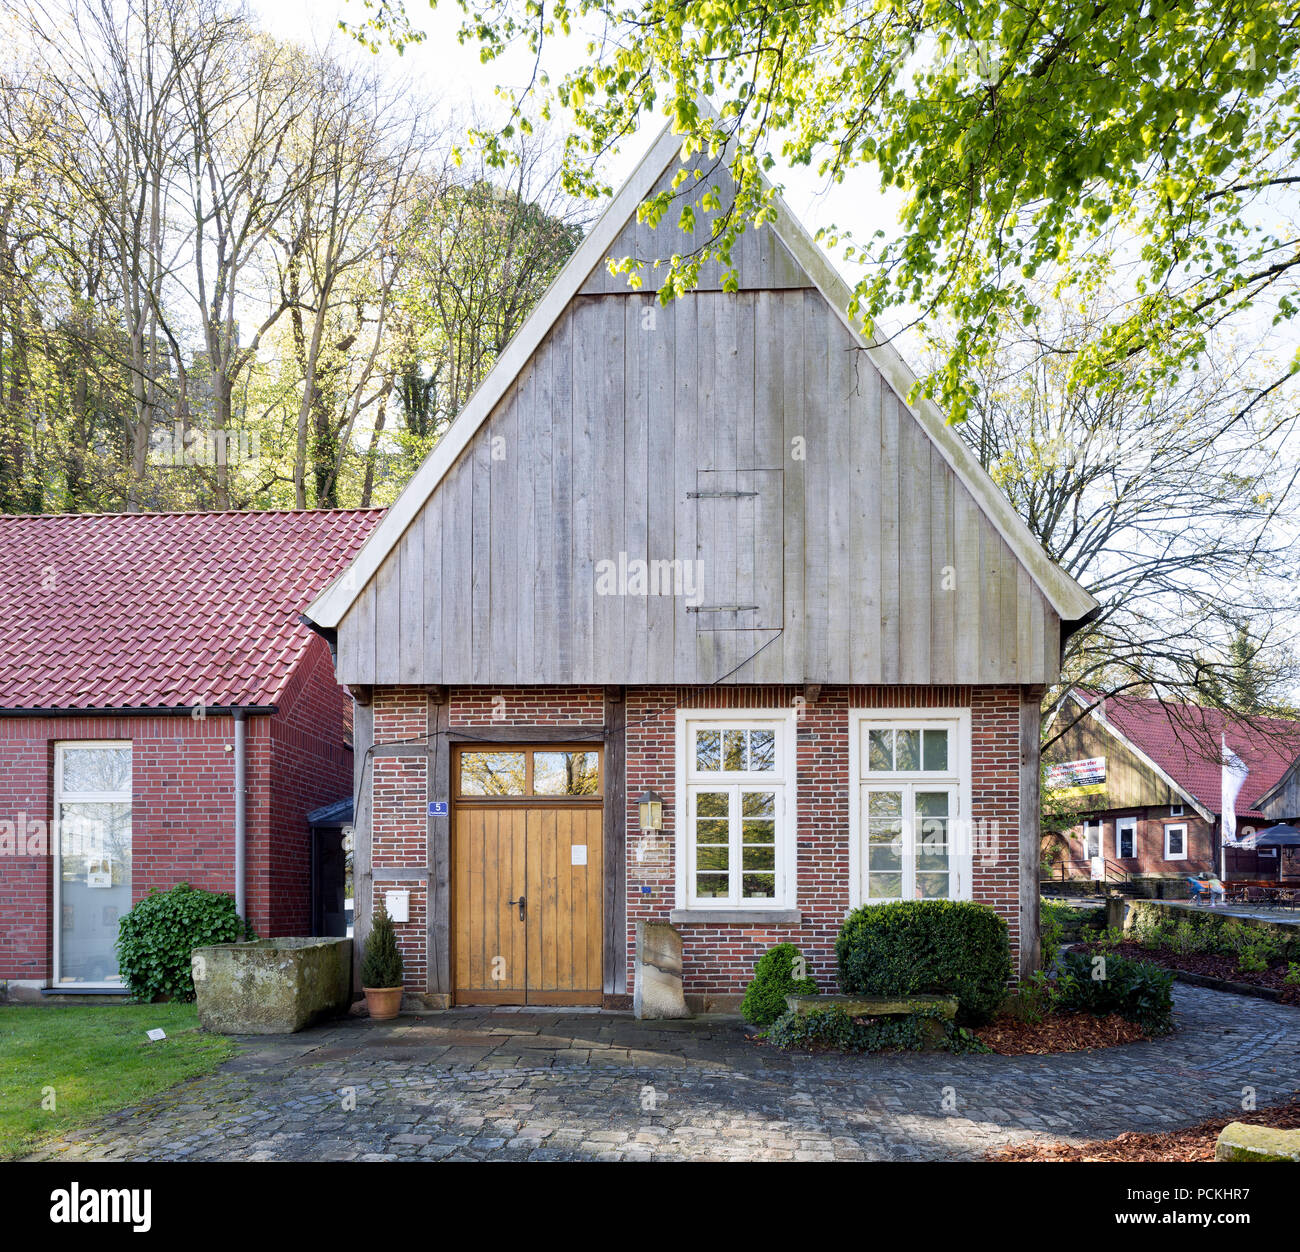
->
[0, 508, 382, 997]
[1044, 690, 1300, 885]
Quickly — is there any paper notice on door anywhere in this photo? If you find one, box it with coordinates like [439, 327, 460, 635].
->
[571, 845, 588, 866]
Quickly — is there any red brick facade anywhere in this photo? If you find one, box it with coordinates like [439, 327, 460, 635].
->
[368, 683, 1027, 1001]
[1052, 808, 1279, 882]
[0, 635, 353, 982]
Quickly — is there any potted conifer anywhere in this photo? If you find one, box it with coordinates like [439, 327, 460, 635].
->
[360, 899, 404, 1020]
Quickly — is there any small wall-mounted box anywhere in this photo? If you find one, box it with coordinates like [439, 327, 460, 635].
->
[384, 890, 410, 923]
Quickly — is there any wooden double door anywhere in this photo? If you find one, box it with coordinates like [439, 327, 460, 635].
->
[452, 745, 604, 1005]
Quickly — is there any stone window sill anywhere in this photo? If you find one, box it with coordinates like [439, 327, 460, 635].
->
[668, 908, 802, 926]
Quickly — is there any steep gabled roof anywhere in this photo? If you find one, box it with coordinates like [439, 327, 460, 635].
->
[1070, 690, 1300, 820]
[305, 113, 1097, 634]
[0, 508, 383, 711]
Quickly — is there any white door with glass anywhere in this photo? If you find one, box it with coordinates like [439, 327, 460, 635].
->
[852, 714, 970, 905]
[54, 742, 132, 985]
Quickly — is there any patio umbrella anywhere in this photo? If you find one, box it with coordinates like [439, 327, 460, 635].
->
[1252, 824, 1300, 846]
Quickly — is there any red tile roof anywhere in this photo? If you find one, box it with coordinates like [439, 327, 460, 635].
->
[0, 509, 383, 710]
[1080, 692, 1300, 819]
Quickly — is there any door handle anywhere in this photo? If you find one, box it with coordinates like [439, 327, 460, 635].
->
[508, 895, 526, 920]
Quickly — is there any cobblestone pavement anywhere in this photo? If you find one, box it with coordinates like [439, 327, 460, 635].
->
[29, 984, 1300, 1162]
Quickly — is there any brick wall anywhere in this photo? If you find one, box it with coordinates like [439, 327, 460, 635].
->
[367, 683, 1026, 998]
[266, 639, 355, 935]
[1057, 809, 1218, 879]
[627, 685, 1023, 998]
[0, 634, 354, 981]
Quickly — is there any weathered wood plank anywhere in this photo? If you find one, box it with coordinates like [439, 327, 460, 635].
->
[929, 443, 957, 684]
[802, 291, 830, 682]
[489, 388, 519, 682]
[878, 390, 902, 683]
[336, 286, 1069, 688]
[671, 293, 699, 682]
[644, 297, 676, 680]
[623, 297, 651, 683]
[898, 411, 932, 683]
[780, 290, 807, 681]
[421, 492, 444, 681]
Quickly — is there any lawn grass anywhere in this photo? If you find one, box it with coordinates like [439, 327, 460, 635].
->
[0, 1003, 238, 1160]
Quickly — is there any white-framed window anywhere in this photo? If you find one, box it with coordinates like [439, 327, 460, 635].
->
[1115, 816, 1137, 860]
[849, 709, 972, 906]
[1164, 823, 1188, 860]
[53, 741, 133, 986]
[675, 711, 796, 910]
[1083, 820, 1103, 861]
[1170, 803, 1185, 817]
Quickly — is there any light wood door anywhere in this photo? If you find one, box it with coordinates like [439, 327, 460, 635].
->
[453, 804, 603, 1005]
[453, 807, 528, 1004]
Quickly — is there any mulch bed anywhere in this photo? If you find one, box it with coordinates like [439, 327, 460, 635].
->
[989, 1099, 1300, 1162]
[975, 1011, 1151, 1055]
[1077, 940, 1300, 1004]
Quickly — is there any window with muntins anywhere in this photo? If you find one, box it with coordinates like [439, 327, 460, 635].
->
[852, 712, 970, 904]
[679, 714, 793, 909]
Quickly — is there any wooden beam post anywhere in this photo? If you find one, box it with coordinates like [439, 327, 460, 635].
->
[1019, 685, 1045, 980]
[427, 689, 451, 1006]
[603, 686, 627, 998]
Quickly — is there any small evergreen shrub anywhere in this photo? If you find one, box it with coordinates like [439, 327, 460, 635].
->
[836, 900, 1012, 1024]
[1054, 949, 1175, 1035]
[740, 942, 818, 1026]
[766, 1005, 989, 1054]
[361, 900, 404, 988]
[115, 882, 253, 1003]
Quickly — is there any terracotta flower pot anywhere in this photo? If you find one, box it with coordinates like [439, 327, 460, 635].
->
[363, 985, 403, 1020]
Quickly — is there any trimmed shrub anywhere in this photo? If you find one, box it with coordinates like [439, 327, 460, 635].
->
[766, 1005, 989, 1054]
[836, 900, 1012, 1024]
[1054, 949, 1175, 1035]
[740, 942, 818, 1026]
[361, 900, 404, 988]
[115, 881, 253, 1003]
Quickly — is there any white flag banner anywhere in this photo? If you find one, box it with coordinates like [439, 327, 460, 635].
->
[1221, 735, 1249, 846]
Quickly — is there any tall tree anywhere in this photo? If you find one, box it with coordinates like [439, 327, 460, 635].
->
[349, 0, 1300, 425]
[939, 290, 1300, 740]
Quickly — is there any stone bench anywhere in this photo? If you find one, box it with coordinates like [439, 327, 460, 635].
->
[784, 993, 959, 1049]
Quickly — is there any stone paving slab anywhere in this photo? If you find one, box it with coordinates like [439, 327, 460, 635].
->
[25, 984, 1300, 1162]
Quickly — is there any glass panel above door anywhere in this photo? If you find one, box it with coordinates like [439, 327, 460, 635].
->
[533, 751, 600, 795]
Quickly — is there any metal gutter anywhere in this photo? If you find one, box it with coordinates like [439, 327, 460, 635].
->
[234, 708, 248, 920]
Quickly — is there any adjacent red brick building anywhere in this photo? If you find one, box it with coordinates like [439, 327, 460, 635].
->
[305, 123, 1098, 1011]
[1045, 691, 1300, 884]
[0, 508, 382, 996]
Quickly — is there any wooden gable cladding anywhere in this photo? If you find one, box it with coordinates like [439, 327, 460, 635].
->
[580, 157, 812, 295]
[336, 281, 1062, 687]
[1048, 712, 1190, 813]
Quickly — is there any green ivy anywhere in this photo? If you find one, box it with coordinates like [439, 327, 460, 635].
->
[115, 882, 253, 1003]
[766, 1004, 990, 1055]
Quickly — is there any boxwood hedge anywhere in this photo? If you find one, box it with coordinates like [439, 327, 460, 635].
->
[835, 900, 1012, 1024]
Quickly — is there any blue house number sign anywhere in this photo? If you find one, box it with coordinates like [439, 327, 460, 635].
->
[427, 801, 449, 817]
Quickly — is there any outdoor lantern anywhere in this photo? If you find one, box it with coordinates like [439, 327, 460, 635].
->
[637, 788, 664, 832]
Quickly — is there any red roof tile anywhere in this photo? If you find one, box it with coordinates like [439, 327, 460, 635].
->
[0, 509, 383, 710]
[1080, 692, 1300, 819]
